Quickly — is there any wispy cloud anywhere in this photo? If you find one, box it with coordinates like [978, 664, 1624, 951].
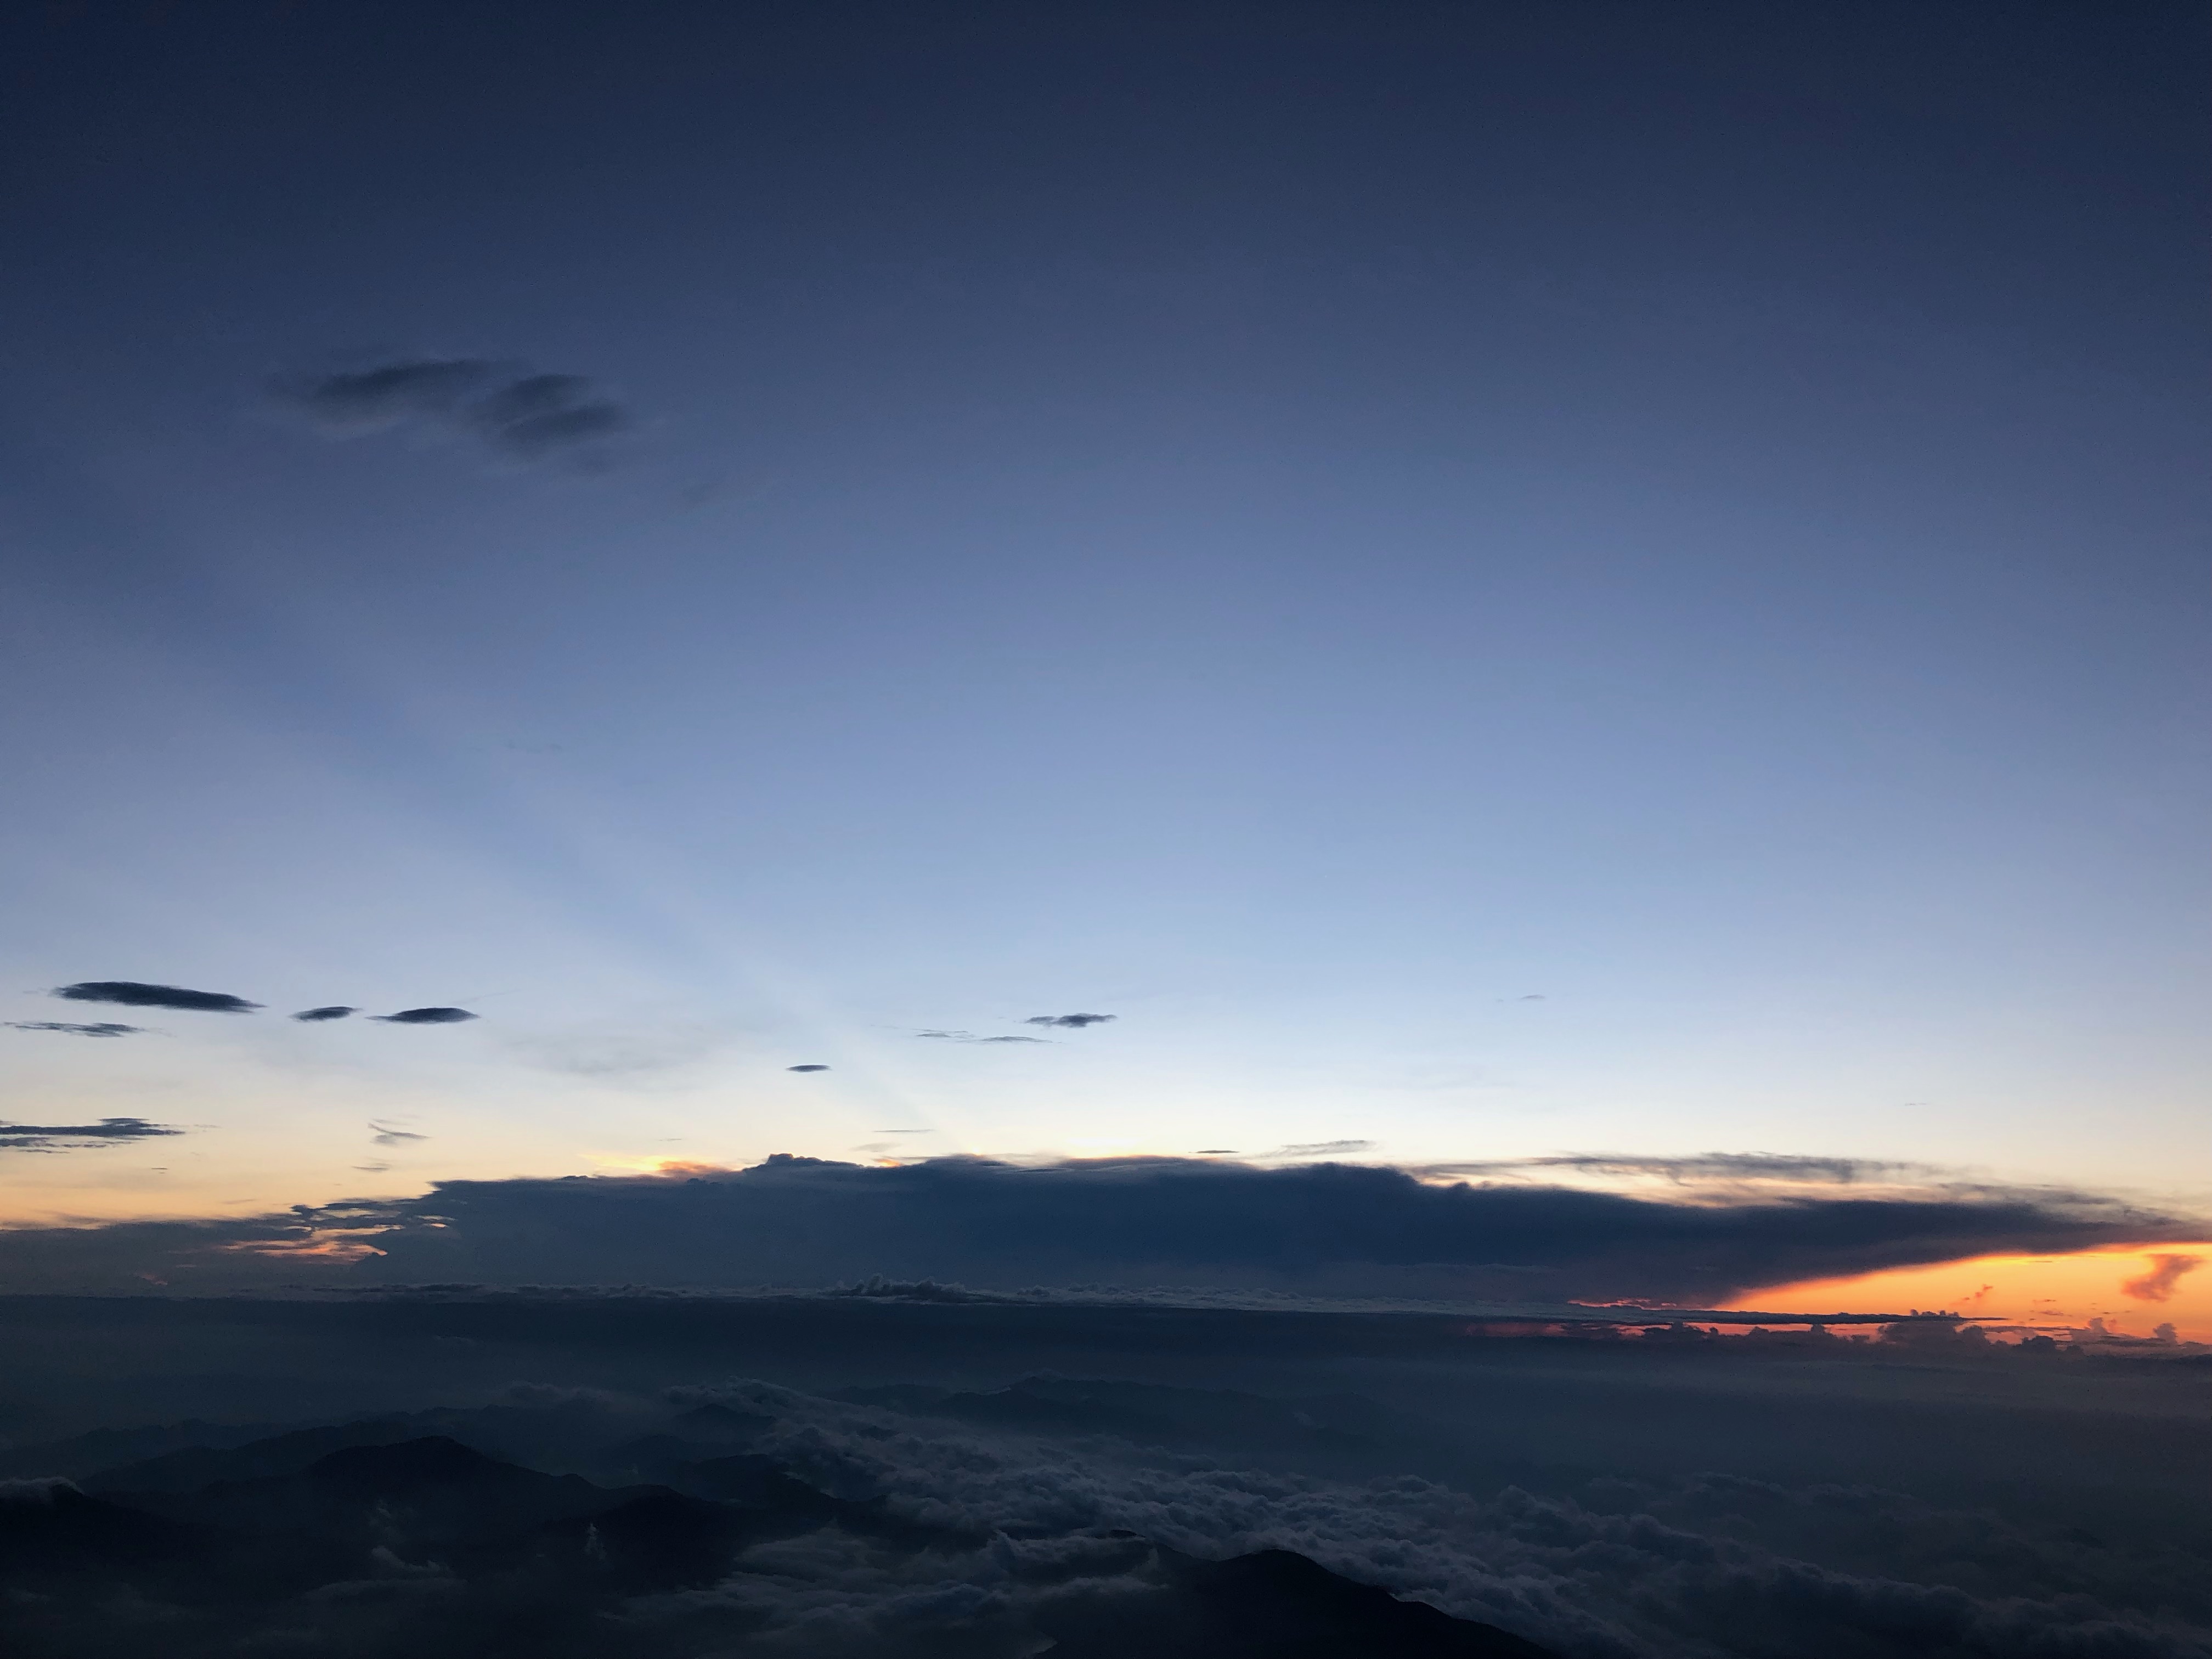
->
[465, 373, 627, 460]
[1024, 1013, 1118, 1029]
[1423, 1152, 1926, 1188]
[275, 357, 627, 465]
[54, 980, 258, 1013]
[915, 1030, 1047, 1044]
[369, 1121, 427, 1148]
[7, 1021, 143, 1037]
[0, 1117, 183, 1152]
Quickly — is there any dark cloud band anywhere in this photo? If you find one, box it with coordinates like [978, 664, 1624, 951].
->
[0, 1117, 183, 1152]
[0, 1154, 2195, 1304]
[54, 981, 258, 1013]
[277, 358, 627, 464]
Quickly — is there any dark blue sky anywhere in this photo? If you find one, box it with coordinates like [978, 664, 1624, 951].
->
[1, 2, 2204, 1230]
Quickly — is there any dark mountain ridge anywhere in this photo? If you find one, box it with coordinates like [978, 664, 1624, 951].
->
[1, 1423, 1555, 1657]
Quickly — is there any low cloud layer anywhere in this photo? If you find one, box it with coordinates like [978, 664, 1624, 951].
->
[1, 1358, 2205, 1659]
[0, 1116, 182, 1152]
[53, 980, 258, 1013]
[0, 1154, 2197, 1303]
[277, 357, 627, 464]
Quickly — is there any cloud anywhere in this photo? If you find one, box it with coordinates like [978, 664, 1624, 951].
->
[628, 1383, 2212, 1659]
[7, 1020, 143, 1037]
[916, 1030, 1048, 1044]
[1024, 1013, 1119, 1029]
[3, 1346, 2209, 1659]
[506, 1022, 728, 1080]
[1270, 1141, 1376, 1158]
[293, 1006, 357, 1022]
[3, 1154, 2198, 1305]
[0, 1116, 183, 1152]
[2121, 1254, 2203, 1303]
[374, 1007, 478, 1025]
[53, 980, 258, 1013]
[277, 357, 627, 464]
[370, 1121, 427, 1148]
[787, 1064, 831, 1073]
[1425, 1152, 1925, 1189]
[279, 358, 493, 428]
[466, 373, 626, 459]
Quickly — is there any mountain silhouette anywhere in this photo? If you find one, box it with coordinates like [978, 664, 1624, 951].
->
[1036, 1544, 1556, 1658]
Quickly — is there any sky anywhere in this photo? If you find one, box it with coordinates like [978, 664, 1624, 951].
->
[1, 3, 2208, 1337]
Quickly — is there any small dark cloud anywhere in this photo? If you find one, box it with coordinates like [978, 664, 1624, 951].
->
[916, 1029, 1048, 1044]
[369, 1121, 427, 1148]
[0, 1117, 182, 1152]
[1194, 1149, 1239, 1155]
[786, 1064, 830, 1073]
[279, 357, 492, 428]
[54, 980, 258, 1013]
[467, 373, 627, 459]
[1024, 1013, 1119, 1029]
[292, 1006, 357, 1023]
[277, 357, 627, 465]
[8, 1021, 143, 1037]
[374, 1007, 478, 1025]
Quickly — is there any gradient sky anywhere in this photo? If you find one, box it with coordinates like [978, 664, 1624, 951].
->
[2, 3, 2206, 1316]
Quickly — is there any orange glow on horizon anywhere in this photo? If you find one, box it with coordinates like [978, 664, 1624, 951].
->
[1737, 1244, 2212, 1345]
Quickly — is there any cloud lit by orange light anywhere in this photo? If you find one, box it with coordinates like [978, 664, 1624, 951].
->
[2120, 1252, 2202, 1304]
[1737, 1244, 2212, 1344]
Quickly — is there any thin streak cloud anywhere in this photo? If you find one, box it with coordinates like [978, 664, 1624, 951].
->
[53, 981, 258, 1013]
[0, 1117, 184, 1152]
